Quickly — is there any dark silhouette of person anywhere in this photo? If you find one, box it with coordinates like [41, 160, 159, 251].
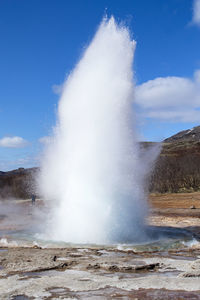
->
[31, 194, 36, 205]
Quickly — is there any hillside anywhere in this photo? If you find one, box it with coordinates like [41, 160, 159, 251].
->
[164, 126, 200, 143]
[0, 167, 38, 199]
[0, 126, 200, 198]
[149, 131, 200, 193]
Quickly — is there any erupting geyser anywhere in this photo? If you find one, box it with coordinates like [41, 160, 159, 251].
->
[39, 17, 148, 244]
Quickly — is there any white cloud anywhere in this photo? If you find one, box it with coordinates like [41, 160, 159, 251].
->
[52, 84, 63, 95]
[0, 136, 28, 148]
[192, 0, 200, 26]
[135, 70, 200, 122]
[143, 109, 200, 123]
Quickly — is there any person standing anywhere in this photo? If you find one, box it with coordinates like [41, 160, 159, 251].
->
[31, 194, 36, 205]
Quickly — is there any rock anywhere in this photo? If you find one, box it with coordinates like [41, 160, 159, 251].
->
[164, 126, 200, 143]
[179, 259, 200, 277]
[191, 259, 200, 269]
[180, 270, 200, 277]
[87, 263, 100, 270]
[108, 265, 120, 271]
[190, 205, 196, 209]
[92, 262, 160, 273]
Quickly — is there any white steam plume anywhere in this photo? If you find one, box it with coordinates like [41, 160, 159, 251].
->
[39, 17, 147, 244]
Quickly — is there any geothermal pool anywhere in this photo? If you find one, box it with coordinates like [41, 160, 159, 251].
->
[0, 200, 198, 252]
[1, 200, 200, 299]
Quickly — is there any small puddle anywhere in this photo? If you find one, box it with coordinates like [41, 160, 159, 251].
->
[97, 250, 126, 257]
[21, 269, 60, 279]
[168, 254, 196, 261]
[11, 296, 30, 300]
[98, 268, 160, 279]
[49, 288, 67, 294]
[159, 270, 181, 277]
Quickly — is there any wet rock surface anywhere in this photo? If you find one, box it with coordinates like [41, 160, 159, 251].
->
[0, 246, 200, 299]
[180, 259, 200, 278]
[1, 198, 200, 299]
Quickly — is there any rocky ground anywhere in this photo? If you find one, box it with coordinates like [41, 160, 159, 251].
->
[0, 193, 200, 299]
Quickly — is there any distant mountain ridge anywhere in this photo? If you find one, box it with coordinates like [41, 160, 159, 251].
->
[0, 167, 38, 199]
[150, 125, 200, 193]
[0, 126, 200, 198]
[164, 126, 200, 143]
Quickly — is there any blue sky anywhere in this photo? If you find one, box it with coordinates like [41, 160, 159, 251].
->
[0, 0, 200, 170]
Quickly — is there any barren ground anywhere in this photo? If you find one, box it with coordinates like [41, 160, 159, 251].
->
[0, 193, 200, 299]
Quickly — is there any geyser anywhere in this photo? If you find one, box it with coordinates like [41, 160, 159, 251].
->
[39, 17, 148, 244]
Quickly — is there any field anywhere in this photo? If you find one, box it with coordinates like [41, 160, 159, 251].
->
[150, 191, 200, 209]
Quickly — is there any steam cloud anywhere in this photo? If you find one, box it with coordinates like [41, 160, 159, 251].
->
[39, 17, 148, 244]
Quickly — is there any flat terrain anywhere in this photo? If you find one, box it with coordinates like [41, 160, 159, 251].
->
[0, 193, 200, 299]
[150, 192, 200, 209]
[149, 192, 200, 241]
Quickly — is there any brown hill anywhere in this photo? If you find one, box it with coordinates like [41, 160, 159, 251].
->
[149, 138, 200, 193]
[0, 167, 38, 199]
[0, 126, 200, 198]
[164, 126, 200, 143]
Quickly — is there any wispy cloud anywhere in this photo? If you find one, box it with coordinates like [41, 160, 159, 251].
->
[135, 70, 200, 122]
[52, 84, 63, 95]
[192, 0, 200, 26]
[0, 136, 28, 148]
[39, 136, 52, 145]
